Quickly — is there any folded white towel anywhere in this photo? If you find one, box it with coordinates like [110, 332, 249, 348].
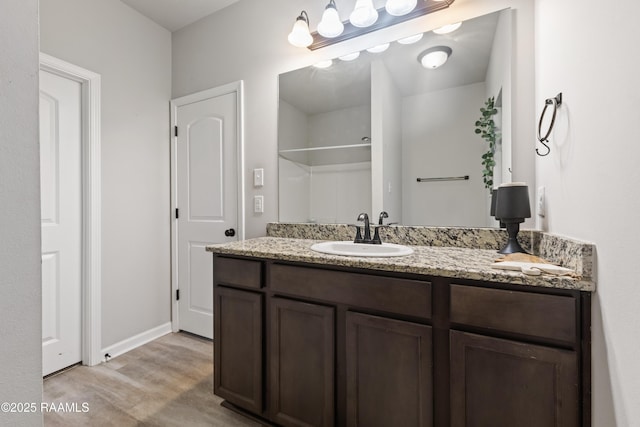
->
[491, 261, 575, 277]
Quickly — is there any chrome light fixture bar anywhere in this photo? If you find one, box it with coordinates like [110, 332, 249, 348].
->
[289, 0, 455, 51]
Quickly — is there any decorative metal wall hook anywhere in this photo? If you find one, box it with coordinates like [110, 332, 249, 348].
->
[536, 92, 562, 157]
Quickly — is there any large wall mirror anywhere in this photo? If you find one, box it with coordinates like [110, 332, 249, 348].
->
[278, 9, 513, 227]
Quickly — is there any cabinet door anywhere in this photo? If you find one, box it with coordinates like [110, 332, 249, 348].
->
[450, 330, 579, 427]
[346, 312, 433, 427]
[270, 297, 335, 427]
[214, 287, 263, 414]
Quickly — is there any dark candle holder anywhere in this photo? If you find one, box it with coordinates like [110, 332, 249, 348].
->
[494, 183, 531, 254]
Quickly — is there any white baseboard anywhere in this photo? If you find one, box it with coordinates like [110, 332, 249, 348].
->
[100, 322, 172, 362]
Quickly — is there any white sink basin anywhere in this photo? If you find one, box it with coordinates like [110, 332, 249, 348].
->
[310, 241, 414, 257]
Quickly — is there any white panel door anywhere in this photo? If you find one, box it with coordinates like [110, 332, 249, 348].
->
[40, 69, 82, 376]
[176, 92, 238, 339]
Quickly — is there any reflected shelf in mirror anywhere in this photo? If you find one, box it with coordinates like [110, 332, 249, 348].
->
[279, 142, 371, 167]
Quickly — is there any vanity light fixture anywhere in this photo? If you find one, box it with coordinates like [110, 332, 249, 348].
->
[366, 42, 390, 53]
[418, 46, 452, 69]
[432, 21, 462, 34]
[339, 51, 361, 61]
[288, 11, 313, 48]
[350, 0, 379, 27]
[397, 33, 424, 44]
[317, 0, 344, 38]
[313, 59, 334, 69]
[290, 0, 455, 51]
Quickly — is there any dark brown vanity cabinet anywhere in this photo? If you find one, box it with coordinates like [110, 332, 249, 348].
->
[212, 255, 590, 427]
[213, 286, 263, 415]
[449, 331, 578, 427]
[346, 312, 433, 427]
[270, 297, 335, 427]
[449, 284, 585, 427]
[267, 263, 433, 427]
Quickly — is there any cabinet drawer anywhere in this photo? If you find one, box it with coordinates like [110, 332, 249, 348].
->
[270, 264, 431, 319]
[214, 257, 262, 289]
[450, 284, 576, 344]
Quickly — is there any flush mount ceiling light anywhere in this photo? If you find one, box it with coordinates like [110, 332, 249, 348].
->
[339, 51, 361, 61]
[385, 0, 417, 16]
[288, 11, 313, 48]
[317, 0, 344, 38]
[288, 0, 455, 51]
[418, 46, 452, 69]
[432, 21, 462, 34]
[366, 43, 390, 53]
[397, 33, 423, 44]
[350, 0, 378, 27]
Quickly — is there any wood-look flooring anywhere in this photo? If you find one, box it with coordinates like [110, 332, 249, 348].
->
[43, 332, 259, 426]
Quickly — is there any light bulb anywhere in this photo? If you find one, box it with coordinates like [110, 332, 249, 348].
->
[433, 22, 462, 35]
[385, 0, 417, 16]
[366, 43, 390, 53]
[339, 52, 360, 61]
[397, 33, 423, 45]
[313, 59, 333, 69]
[350, 0, 378, 28]
[288, 11, 313, 48]
[318, 1, 344, 38]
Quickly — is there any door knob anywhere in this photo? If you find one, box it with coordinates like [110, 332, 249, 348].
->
[224, 228, 236, 237]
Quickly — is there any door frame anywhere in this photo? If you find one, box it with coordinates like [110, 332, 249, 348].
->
[169, 81, 246, 333]
[39, 53, 102, 367]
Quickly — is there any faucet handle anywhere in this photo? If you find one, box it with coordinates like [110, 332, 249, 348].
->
[349, 224, 364, 243]
[371, 225, 383, 244]
[378, 211, 389, 225]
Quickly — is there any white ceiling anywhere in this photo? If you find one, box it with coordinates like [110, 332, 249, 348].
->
[120, 0, 239, 32]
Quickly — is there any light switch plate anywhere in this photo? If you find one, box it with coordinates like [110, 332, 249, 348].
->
[253, 168, 264, 187]
[254, 195, 264, 213]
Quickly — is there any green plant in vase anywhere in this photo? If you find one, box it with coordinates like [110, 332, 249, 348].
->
[475, 96, 499, 192]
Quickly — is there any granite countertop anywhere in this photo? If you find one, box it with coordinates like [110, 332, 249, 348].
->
[206, 237, 595, 292]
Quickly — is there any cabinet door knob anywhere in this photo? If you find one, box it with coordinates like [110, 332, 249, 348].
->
[224, 228, 236, 237]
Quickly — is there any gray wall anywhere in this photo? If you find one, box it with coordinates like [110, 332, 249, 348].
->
[40, 0, 172, 348]
[0, 0, 43, 425]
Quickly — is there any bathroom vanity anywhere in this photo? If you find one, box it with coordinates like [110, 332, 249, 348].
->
[207, 236, 593, 427]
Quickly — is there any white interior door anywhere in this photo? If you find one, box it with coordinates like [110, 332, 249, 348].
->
[175, 91, 239, 339]
[40, 68, 83, 376]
